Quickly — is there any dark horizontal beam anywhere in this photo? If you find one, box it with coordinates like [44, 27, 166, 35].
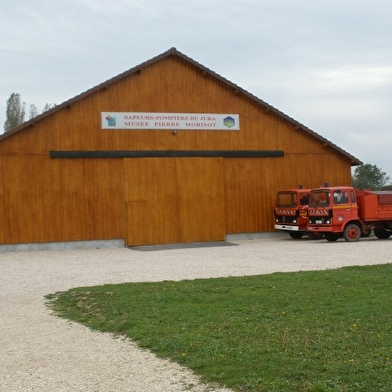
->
[50, 150, 284, 159]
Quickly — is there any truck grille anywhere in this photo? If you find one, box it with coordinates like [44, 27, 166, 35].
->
[276, 216, 297, 224]
[308, 209, 333, 224]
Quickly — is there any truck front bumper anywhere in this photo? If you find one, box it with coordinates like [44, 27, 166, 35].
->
[307, 226, 333, 233]
[275, 224, 300, 231]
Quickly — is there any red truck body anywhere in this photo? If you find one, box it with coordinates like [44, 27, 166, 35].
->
[274, 188, 312, 239]
[307, 186, 392, 242]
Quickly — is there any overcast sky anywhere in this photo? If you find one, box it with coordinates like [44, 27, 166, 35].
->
[1, 0, 392, 180]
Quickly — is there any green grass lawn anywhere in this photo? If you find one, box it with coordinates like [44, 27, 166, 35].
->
[46, 264, 392, 391]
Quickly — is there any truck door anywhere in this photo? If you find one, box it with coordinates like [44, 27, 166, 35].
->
[333, 189, 355, 225]
[349, 189, 359, 217]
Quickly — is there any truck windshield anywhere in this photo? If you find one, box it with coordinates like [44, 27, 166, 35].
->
[276, 192, 297, 207]
[299, 193, 309, 206]
[309, 191, 330, 207]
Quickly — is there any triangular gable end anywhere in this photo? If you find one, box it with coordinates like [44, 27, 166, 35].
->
[0, 47, 362, 167]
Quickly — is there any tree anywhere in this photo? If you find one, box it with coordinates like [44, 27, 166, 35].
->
[42, 103, 56, 112]
[4, 93, 57, 130]
[352, 164, 391, 190]
[28, 103, 56, 120]
[4, 93, 25, 132]
[29, 104, 39, 120]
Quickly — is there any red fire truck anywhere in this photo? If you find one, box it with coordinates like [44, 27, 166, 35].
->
[274, 188, 314, 239]
[307, 186, 392, 242]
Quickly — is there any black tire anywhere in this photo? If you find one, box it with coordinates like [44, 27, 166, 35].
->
[308, 232, 324, 240]
[325, 233, 339, 242]
[374, 228, 391, 239]
[343, 223, 361, 242]
[289, 232, 304, 239]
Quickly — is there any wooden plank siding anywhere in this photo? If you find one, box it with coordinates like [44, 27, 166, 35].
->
[224, 158, 277, 234]
[0, 49, 358, 246]
[0, 155, 3, 243]
[0, 55, 353, 155]
[124, 158, 225, 246]
[0, 156, 124, 244]
[223, 153, 352, 235]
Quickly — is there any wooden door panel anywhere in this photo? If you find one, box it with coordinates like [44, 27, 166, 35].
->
[124, 158, 225, 246]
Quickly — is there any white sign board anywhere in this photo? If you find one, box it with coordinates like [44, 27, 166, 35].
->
[101, 112, 240, 130]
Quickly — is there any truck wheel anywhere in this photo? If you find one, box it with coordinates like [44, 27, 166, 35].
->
[308, 232, 324, 240]
[343, 224, 361, 242]
[325, 233, 339, 242]
[374, 228, 391, 239]
[289, 232, 303, 239]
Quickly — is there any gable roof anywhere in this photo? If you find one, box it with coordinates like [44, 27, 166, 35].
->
[0, 47, 362, 166]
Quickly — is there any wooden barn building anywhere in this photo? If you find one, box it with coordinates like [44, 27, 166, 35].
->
[0, 48, 361, 251]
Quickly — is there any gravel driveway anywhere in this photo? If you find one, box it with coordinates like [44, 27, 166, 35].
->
[1, 236, 390, 391]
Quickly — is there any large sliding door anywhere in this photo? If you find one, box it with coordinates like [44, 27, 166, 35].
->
[124, 157, 225, 246]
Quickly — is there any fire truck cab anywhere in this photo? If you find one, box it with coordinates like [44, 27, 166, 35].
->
[274, 188, 312, 239]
